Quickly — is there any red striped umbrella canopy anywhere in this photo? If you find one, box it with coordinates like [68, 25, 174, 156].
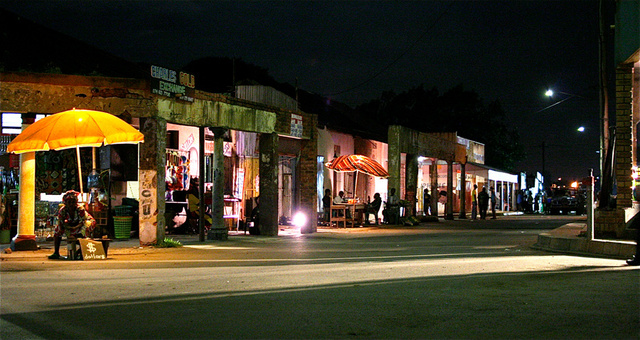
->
[325, 155, 388, 178]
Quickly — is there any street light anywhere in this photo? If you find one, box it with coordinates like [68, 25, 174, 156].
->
[536, 89, 584, 113]
[535, 89, 590, 201]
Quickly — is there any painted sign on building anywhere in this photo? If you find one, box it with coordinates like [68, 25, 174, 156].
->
[139, 170, 158, 245]
[150, 65, 195, 102]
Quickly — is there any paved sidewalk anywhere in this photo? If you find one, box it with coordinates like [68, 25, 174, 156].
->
[1, 219, 636, 261]
[532, 222, 636, 259]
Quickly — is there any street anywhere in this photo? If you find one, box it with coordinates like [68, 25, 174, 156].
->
[2, 215, 639, 339]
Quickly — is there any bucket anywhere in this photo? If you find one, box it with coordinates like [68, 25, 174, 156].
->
[0, 229, 10, 244]
[113, 216, 132, 239]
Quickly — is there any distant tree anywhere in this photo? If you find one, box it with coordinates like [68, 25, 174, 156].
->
[356, 84, 524, 172]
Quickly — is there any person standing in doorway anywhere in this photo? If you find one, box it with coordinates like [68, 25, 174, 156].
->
[423, 188, 431, 216]
[471, 184, 478, 220]
[490, 186, 497, 219]
[322, 189, 332, 223]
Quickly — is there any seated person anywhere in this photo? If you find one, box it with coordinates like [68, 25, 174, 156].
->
[249, 196, 260, 235]
[333, 191, 351, 218]
[48, 190, 96, 260]
[333, 191, 346, 205]
[383, 188, 400, 224]
[332, 191, 346, 217]
[365, 193, 382, 225]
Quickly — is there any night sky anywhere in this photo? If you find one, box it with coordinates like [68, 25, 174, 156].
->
[1, 1, 602, 181]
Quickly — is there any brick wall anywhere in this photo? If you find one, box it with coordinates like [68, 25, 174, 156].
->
[616, 66, 634, 208]
[595, 209, 626, 238]
[596, 65, 634, 238]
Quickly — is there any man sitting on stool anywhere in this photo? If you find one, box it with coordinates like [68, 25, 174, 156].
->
[48, 190, 96, 260]
[365, 193, 382, 225]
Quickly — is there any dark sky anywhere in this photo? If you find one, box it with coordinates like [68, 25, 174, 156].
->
[1, 1, 602, 181]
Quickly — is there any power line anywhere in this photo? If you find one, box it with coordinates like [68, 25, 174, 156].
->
[325, 2, 457, 97]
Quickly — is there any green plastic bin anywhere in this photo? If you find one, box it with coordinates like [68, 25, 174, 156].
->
[113, 216, 132, 239]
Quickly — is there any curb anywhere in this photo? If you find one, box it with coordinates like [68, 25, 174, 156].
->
[533, 223, 636, 259]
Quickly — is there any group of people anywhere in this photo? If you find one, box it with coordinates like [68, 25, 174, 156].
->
[322, 188, 396, 225]
[471, 184, 497, 220]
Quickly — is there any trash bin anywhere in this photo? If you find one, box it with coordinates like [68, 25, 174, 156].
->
[113, 216, 132, 239]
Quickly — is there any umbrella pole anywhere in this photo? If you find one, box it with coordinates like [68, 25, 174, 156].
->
[354, 171, 358, 200]
[76, 146, 84, 199]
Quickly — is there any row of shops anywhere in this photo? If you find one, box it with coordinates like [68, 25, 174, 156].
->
[0, 70, 519, 247]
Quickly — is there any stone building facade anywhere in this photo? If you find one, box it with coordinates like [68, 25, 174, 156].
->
[1, 72, 318, 245]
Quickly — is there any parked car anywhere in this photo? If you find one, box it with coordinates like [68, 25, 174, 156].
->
[549, 189, 586, 215]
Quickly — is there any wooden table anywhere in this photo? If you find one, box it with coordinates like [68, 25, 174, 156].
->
[330, 204, 366, 227]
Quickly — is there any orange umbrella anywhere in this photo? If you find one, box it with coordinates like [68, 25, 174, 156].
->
[326, 155, 388, 201]
[325, 155, 388, 178]
[8, 108, 144, 193]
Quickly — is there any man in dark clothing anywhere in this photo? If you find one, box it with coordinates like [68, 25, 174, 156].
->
[423, 188, 431, 216]
[322, 189, 332, 223]
[365, 193, 382, 225]
[478, 187, 489, 220]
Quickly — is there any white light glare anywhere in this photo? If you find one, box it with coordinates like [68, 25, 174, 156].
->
[577, 126, 585, 132]
[545, 89, 554, 97]
[292, 212, 307, 228]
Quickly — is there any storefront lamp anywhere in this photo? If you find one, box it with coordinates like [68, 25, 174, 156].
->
[292, 211, 307, 228]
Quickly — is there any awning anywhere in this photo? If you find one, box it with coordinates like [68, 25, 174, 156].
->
[465, 162, 518, 183]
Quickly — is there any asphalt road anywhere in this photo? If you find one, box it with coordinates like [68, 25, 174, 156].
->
[2, 215, 638, 339]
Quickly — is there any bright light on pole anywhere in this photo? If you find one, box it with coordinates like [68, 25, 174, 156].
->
[578, 126, 585, 132]
[545, 89, 554, 97]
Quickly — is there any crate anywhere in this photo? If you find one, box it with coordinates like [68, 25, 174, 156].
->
[113, 216, 132, 239]
[114, 205, 133, 216]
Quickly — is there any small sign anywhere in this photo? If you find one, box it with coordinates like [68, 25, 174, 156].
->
[291, 114, 303, 138]
[79, 239, 107, 260]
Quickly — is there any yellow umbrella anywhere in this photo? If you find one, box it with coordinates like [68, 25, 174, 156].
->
[8, 108, 144, 193]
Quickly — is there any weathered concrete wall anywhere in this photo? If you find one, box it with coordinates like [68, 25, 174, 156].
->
[388, 125, 458, 203]
[0, 73, 155, 116]
[259, 133, 279, 236]
[298, 115, 319, 233]
[139, 117, 166, 245]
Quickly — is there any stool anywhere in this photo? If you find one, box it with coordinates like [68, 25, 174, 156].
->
[66, 238, 81, 260]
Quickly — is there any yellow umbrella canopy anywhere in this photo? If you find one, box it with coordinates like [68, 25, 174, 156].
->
[7, 108, 144, 194]
[7, 108, 144, 154]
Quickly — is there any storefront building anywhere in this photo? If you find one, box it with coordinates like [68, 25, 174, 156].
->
[0, 71, 317, 246]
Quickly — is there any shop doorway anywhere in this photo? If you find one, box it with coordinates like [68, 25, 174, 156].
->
[278, 155, 297, 224]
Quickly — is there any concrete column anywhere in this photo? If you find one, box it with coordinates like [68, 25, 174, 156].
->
[584, 175, 595, 240]
[446, 160, 454, 220]
[405, 153, 418, 216]
[299, 135, 318, 234]
[13, 151, 37, 250]
[387, 127, 402, 200]
[139, 117, 166, 246]
[458, 162, 467, 219]
[259, 133, 279, 236]
[208, 128, 228, 240]
[198, 127, 206, 242]
[430, 160, 438, 217]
